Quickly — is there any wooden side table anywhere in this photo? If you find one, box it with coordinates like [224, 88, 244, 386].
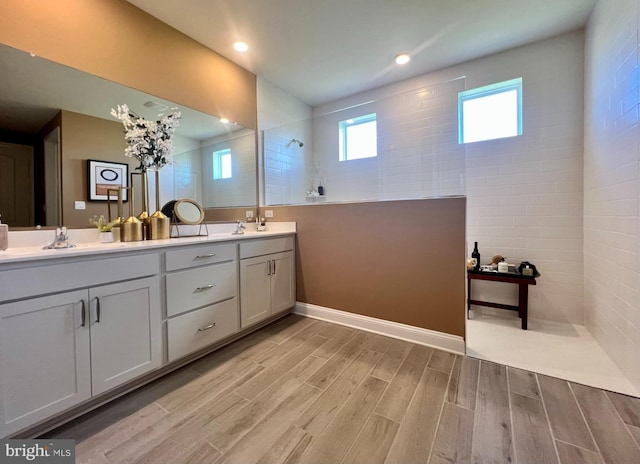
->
[467, 270, 537, 330]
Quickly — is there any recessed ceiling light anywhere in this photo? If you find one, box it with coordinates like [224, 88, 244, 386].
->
[395, 53, 411, 65]
[220, 117, 230, 124]
[233, 42, 249, 53]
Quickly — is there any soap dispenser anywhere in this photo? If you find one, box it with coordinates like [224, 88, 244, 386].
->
[0, 214, 8, 251]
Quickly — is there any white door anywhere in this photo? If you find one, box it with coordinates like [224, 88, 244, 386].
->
[270, 251, 296, 314]
[89, 277, 161, 395]
[240, 256, 271, 328]
[0, 291, 91, 436]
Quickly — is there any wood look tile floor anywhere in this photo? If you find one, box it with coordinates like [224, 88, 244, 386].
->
[45, 315, 640, 464]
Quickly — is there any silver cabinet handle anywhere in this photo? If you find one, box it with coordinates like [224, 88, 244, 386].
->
[95, 297, 101, 323]
[272, 259, 276, 275]
[195, 284, 216, 292]
[198, 322, 216, 332]
[195, 253, 216, 259]
[81, 300, 86, 327]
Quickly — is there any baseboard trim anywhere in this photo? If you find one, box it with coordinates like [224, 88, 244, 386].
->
[293, 302, 465, 355]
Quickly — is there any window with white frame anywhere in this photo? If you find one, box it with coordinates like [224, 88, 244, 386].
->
[212, 148, 232, 179]
[339, 113, 377, 161]
[458, 77, 522, 144]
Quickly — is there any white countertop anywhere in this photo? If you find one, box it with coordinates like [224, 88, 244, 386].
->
[0, 222, 296, 265]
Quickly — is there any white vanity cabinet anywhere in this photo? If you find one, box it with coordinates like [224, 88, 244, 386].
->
[164, 243, 239, 362]
[0, 291, 91, 437]
[88, 277, 161, 395]
[0, 227, 296, 438]
[0, 253, 161, 437]
[239, 236, 296, 328]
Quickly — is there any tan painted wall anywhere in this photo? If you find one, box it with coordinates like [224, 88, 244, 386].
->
[0, 0, 257, 129]
[60, 111, 134, 226]
[204, 207, 257, 223]
[260, 198, 467, 337]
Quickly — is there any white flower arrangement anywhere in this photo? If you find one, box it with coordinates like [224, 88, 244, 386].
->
[111, 104, 181, 172]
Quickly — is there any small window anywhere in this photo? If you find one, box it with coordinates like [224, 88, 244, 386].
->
[458, 77, 522, 144]
[213, 149, 232, 179]
[339, 113, 377, 161]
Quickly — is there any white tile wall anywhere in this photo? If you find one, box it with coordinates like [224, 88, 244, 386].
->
[200, 129, 257, 207]
[584, 0, 640, 392]
[156, 134, 201, 208]
[309, 79, 466, 202]
[258, 77, 313, 205]
[465, 32, 585, 325]
[263, 119, 312, 205]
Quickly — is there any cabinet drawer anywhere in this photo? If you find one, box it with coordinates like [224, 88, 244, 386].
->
[239, 236, 295, 259]
[167, 299, 238, 362]
[166, 261, 237, 317]
[165, 243, 236, 271]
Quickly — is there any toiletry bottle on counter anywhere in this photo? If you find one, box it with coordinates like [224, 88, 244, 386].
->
[0, 214, 8, 251]
[471, 242, 480, 271]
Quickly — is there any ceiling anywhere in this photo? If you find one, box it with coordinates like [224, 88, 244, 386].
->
[127, 0, 597, 107]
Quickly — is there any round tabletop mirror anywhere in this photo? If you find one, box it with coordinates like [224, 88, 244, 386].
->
[173, 199, 205, 224]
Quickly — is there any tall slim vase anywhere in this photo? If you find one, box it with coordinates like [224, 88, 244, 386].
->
[134, 171, 150, 239]
[148, 169, 170, 239]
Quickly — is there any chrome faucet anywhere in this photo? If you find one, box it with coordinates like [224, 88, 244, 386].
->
[43, 227, 76, 249]
[232, 220, 246, 235]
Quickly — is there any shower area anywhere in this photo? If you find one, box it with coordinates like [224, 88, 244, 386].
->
[262, 77, 467, 206]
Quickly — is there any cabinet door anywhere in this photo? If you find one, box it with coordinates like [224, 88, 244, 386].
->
[0, 291, 91, 436]
[270, 251, 296, 314]
[89, 276, 161, 396]
[240, 256, 271, 328]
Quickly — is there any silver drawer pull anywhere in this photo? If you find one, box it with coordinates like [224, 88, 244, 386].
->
[195, 284, 216, 292]
[198, 323, 216, 331]
[195, 253, 216, 259]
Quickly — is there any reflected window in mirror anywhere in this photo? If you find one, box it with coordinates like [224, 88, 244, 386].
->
[213, 148, 232, 180]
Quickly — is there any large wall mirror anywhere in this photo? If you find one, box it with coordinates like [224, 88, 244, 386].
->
[0, 44, 257, 229]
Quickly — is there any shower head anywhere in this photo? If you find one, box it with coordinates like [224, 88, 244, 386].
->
[286, 138, 304, 148]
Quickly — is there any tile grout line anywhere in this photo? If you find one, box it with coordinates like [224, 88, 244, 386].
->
[534, 373, 562, 464]
[602, 391, 640, 451]
[427, 365, 456, 376]
[506, 362, 519, 464]
[567, 382, 605, 459]
[425, 362, 456, 464]
[205, 438, 223, 457]
[371, 346, 433, 459]
[337, 396, 380, 464]
[301, 353, 385, 464]
[372, 410, 402, 425]
[470, 358, 483, 459]
[154, 401, 171, 414]
[553, 438, 603, 455]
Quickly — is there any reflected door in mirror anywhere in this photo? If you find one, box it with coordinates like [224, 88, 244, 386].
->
[0, 142, 34, 227]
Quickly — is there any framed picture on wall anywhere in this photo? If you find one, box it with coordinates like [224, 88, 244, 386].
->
[87, 159, 129, 201]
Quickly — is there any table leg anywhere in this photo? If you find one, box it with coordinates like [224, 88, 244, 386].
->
[467, 276, 471, 319]
[519, 283, 529, 330]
